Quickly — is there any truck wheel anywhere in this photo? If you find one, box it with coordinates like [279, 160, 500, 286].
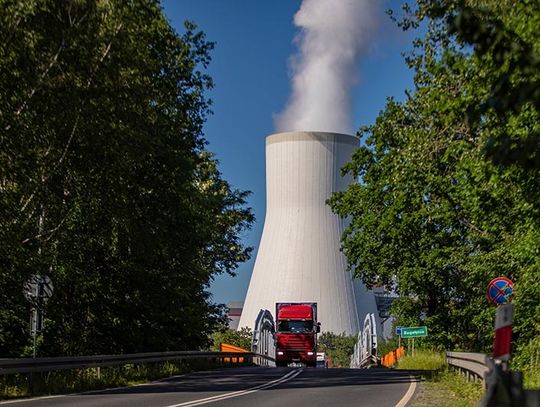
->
[276, 361, 287, 367]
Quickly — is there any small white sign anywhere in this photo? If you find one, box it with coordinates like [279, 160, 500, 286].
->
[495, 304, 514, 329]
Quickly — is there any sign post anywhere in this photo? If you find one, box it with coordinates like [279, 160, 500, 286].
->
[487, 277, 513, 306]
[493, 304, 514, 361]
[400, 326, 428, 357]
[400, 326, 428, 338]
[486, 277, 514, 368]
[23, 275, 54, 358]
[395, 326, 402, 348]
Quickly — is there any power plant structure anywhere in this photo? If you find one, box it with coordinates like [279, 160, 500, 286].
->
[238, 131, 378, 335]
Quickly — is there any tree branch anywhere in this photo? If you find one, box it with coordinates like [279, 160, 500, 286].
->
[21, 209, 72, 245]
[86, 22, 124, 88]
[5, 37, 66, 131]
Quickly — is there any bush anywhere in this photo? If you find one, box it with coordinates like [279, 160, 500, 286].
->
[512, 336, 540, 389]
[211, 327, 252, 351]
[317, 332, 356, 368]
[396, 349, 446, 371]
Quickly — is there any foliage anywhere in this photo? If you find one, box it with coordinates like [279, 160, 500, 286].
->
[396, 350, 446, 371]
[0, 0, 254, 357]
[330, 0, 539, 356]
[377, 335, 401, 358]
[412, 0, 540, 166]
[512, 336, 540, 389]
[211, 327, 253, 352]
[317, 332, 356, 368]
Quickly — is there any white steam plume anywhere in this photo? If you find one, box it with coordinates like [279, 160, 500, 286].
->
[275, 0, 381, 134]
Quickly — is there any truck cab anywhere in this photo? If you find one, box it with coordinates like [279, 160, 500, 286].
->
[275, 303, 320, 367]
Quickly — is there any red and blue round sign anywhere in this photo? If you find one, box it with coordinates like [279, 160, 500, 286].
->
[486, 277, 514, 305]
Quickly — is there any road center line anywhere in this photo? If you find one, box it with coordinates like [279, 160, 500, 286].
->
[165, 369, 303, 407]
[394, 375, 417, 407]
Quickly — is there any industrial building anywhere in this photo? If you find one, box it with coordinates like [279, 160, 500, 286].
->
[239, 131, 378, 334]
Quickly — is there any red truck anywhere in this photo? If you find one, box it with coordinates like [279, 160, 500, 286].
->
[275, 302, 320, 367]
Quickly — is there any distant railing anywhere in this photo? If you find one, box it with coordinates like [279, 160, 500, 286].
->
[0, 350, 274, 375]
[350, 313, 378, 369]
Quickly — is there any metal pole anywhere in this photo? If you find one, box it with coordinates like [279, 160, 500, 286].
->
[29, 306, 37, 355]
[30, 306, 37, 394]
[33, 282, 44, 358]
[32, 312, 37, 358]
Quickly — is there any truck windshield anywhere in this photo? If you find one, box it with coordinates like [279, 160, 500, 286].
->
[278, 320, 314, 333]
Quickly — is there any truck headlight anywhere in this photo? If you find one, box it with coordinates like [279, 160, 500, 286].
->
[277, 351, 284, 355]
[307, 351, 314, 356]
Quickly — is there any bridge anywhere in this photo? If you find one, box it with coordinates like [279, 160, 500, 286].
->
[2, 310, 535, 406]
[0, 310, 419, 407]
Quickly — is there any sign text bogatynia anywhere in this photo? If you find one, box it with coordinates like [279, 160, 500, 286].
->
[400, 326, 428, 338]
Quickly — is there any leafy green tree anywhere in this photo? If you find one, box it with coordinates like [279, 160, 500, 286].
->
[395, 0, 540, 169]
[331, 0, 539, 354]
[211, 327, 253, 352]
[377, 335, 401, 358]
[0, 0, 253, 357]
[401, 0, 540, 352]
[318, 332, 356, 368]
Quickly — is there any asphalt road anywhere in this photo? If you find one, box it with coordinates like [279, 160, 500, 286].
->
[0, 367, 418, 407]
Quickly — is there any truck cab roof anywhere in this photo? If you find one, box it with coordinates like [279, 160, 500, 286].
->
[277, 303, 314, 320]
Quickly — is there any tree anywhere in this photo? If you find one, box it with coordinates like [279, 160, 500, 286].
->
[330, 0, 539, 353]
[0, 0, 253, 356]
[317, 332, 356, 368]
[398, 0, 540, 168]
[211, 327, 253, 352]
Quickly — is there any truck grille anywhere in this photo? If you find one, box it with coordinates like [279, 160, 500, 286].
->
[278, 335, 313, 351]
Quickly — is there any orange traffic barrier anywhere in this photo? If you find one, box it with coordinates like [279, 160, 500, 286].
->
[381, 346, 406, 368]
[220, 343, 248, 364]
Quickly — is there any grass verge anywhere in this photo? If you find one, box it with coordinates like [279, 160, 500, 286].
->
[396, 350, 446, 371]
[396, 350, 483, 407]
[411, 369, 484, 407]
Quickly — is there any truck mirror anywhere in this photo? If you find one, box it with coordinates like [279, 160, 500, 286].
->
[316, 322, 321, 333]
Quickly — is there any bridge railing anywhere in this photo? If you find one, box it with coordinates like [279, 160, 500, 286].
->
[0, 350, 273, 375]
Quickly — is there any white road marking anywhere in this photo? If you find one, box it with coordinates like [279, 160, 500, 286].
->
[394, 375, 417, 407]
[164, 368, 304, 407]
[0, 394, 68, 405]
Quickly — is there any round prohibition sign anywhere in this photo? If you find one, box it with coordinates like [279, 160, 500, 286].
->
[486, 277, 514, 305]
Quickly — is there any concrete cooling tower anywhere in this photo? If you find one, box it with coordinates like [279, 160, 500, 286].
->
[239, 131, 376, 335]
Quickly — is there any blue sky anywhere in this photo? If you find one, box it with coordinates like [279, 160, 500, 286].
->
[161, 1, 419, 306]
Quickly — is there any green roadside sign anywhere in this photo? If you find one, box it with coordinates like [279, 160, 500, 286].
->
[400, 326, 428, 338]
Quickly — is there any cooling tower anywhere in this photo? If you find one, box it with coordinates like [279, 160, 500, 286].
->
[239, 131, 371, 335]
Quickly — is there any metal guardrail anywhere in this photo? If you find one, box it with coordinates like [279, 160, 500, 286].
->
[0, 351, 274, 375]
[252, 353, 275, 367]
[446, 351, 540, 407]
[445, 351, 489, 386]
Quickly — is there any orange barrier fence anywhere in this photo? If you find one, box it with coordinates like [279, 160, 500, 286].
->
[220, 343, 248, 364]
[380, 346, 406, 367]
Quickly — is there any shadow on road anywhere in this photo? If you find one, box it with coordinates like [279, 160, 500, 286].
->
[75, 367, 420, 397]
